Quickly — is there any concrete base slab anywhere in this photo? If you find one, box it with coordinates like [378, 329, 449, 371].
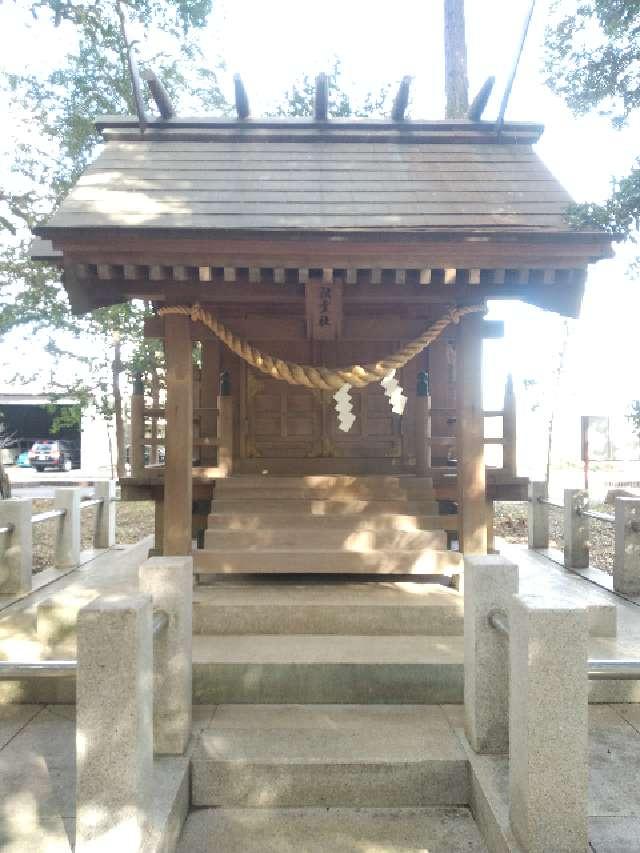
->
[192, 635, 464, 704]
[177, 806, 487, 853]
[191, 704, 469, 808]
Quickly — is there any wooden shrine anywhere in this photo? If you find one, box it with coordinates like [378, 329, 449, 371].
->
[31, 99, 612, 558]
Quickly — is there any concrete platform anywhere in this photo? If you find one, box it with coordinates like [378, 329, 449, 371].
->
[191, 704, 469, 807]
[177, 806, 488, 852]
[193, 581, 464, 635]
[192, 635, 464, 704]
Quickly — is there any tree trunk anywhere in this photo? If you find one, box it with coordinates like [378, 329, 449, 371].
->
[113, 338, 126, 479]
[444, 0, 469, 119]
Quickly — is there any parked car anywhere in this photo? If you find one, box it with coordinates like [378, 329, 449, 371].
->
[28, 440, 78, 472]
[17, 451, 31, 468]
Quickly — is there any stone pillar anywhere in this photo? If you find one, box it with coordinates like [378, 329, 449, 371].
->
[564, 488, 589, 569]
[217, 370, 233, 476]
[456, 313, 487, 554]
[0, 497, 32, 593]
[139, 556, 193, 754]
[76, 594, 153, 852]
[527, 481, 549, 550]
[415, 371, 431, 477]
[94, 481, 116, 549]
[163, 313, 193, 555]
[614, 497, 640, 595]
[509, 594, 588, 853]
[54, 487, 81, 569]
[464, 554, 518, 754]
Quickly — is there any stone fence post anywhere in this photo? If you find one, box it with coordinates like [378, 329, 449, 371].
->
[509, 594, 588, 853]
[76, 594, 152, 852]
[139, 555, 193, 754]
[564, 488, 589, 569]
[614, 497, 640, 595]
[0, 497, 32, 593]
[464, 554, 518, 754]
[527, 481, 549, 550]
[54, 487, 82, 569]
[94, 480, 116, 549]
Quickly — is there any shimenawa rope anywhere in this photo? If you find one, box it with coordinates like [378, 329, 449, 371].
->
[158, 302, 485, 392]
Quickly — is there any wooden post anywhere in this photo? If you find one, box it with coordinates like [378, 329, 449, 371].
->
[456, 313, 487, 554]
[415, 371, 431, 476]
[200, 340, 220, 465]
[217, 370, 234, 476]
[130, 374, 146, 478]
[163, 314, 193, 556]
[503, 373, 517, 477]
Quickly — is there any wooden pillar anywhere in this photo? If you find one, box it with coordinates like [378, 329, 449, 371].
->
[200, 340, 220, 465]
[415, 371, 431, 476]
[154, 499, 164, 556]
[456, 313, 487, 554]
[163, 314, 193, 556]
[130, 375, 146, 478]
[217, 370, 234, 476]
[503, 373, 517, 477]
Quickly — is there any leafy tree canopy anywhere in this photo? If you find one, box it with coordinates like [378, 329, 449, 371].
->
[544, 1, 640, 238]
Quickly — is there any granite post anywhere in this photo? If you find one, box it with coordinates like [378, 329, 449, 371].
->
[564, 488, 589, 569]
[0, 497, 32, 593]
[509, 594, 588, 852]
[76, 594, 153, 853]
[527, 481, 549, 550]
[464, 554, 518, 753]
[94, 480, 116, 549]
[139, 555, 193, 754]
[54, 487, 81, 569]
[614, 497, 640, 595]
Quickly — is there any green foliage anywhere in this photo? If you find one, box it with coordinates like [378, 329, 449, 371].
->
[544, 1, 640, 243]
[43, 403, 82, 434]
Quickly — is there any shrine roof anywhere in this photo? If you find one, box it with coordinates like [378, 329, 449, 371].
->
[34, 118, 586, 238]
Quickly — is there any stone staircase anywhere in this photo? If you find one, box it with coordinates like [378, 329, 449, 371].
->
[182, 475, 488, 850]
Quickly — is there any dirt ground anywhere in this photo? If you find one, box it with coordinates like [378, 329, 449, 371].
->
[31, 499, 155, 573]
[494, 500, 615, 575]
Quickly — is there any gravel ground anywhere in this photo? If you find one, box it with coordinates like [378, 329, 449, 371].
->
[31, 499, 155, 573]
[494, 500, 616, 575]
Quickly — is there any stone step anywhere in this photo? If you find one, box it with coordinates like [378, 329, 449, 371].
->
[190, 704, 469, 807]
[206, 512, 459, 531]
[212, 498, 440, 515]
[192, 635, 463, 703]
[192, 581, 463, 635]
[193, 547, 463, 577]
[203, 527, 448, 551]
[177, 806, 487, 853]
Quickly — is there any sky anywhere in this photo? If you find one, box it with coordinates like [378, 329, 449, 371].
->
[0, 0, 638, 476]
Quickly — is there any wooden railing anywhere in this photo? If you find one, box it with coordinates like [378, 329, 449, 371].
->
[130, 369, 234, 477]
[415, 371, 517, 477]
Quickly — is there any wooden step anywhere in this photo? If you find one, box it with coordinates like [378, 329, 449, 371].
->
[206, 513, 459, 531]
[193, 548, 463, 577]
[203, 528, 448, 551]
[212, 499, 440, 515]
